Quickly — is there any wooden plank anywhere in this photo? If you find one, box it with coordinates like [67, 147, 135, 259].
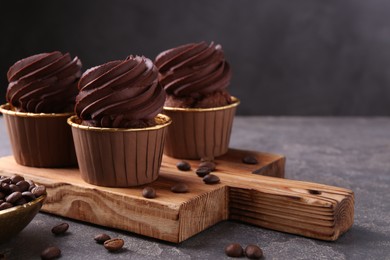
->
[0, 149, 353, 242]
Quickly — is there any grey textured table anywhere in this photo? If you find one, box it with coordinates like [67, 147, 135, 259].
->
[0, 117, 389, 260]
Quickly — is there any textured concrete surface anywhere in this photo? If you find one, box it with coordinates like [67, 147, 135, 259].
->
[0, 117, 389, 259]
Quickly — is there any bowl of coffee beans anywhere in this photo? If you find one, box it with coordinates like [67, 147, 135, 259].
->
[0, 174, 47, 243]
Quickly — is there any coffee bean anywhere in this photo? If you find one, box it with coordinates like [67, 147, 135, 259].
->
[245, 244, 263, 259]
[242, 156, 258, 164]
[0, 182, 10, 193]
[40, 246, 61, 260]
[9, 184, 20, 193]
[10, 175, 24, 184]
[14, 197, 27, 206]
[22, 191, 36, 202]
[196, 167, 211, 177]
[0, 177, 11, 184]
[225, 243, 244, 257]
[171, 183, 189, 193]
[104, 238, 124, 252]
[0, 202, 13, 211]
[32, 185, 46, 197]
[176, 161, 191, 171]
[94, 233, 111, 244]
[199, 161, 216, 171]
[6, 191, 22, 204]
[142, 187, 156, 199]
[203, 174, 220, 184]
[0, 192, 5, 200]
[51, 223, 69, 235]
[16, 180, 30, 192]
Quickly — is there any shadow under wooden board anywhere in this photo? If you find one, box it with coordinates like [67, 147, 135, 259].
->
[0, 148, 354, 243]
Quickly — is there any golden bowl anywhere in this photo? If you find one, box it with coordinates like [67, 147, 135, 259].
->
[0, 194, 46, 243]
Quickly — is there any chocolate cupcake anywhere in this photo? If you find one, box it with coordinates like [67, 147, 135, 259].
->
[0, 51, 82, 167]
[155, 42, 239, 159]
[68, 55, 171, 187]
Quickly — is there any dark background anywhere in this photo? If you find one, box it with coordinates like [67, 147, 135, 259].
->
[1, 0, 389, 116]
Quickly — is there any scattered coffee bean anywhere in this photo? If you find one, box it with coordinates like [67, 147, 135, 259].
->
[10, 175, 24, 184]
[171, 183, 189, 193]
[142, 187, 156, 199]
[16, 180, 30, 192]
[242, 156, 258, 165]
[199, 161, 216, 171]
[51, 223, 69, 235]
[94, 233, 111, 244]
[225, 243, 244, 257]
[40, 246, 61, 260]
[176, 161, 191, 171]
[0, 202, 13, 210]
[6, 191, 22, 204]
[196, 167, 211, 177]
[31, 185, 47, 197]
[104, 238, 124, 252]
[203, 174, 220, 184]
[245, 244, 263, 259]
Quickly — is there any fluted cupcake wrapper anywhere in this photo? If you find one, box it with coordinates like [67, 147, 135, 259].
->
[163, 97, 240, 159]
[68, 114, 171, 187]
[0, 104, 77, 168]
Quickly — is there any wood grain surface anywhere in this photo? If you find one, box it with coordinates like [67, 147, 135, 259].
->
[0, 149, 353, 243]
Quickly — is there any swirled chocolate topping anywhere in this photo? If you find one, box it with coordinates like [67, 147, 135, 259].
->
[155, 42, 232, 98]
[6, 51, 82, 113]
[75, 56, 165, 128]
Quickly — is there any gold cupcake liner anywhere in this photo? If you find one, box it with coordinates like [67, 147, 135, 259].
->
[163, 97, 240, 159]
[0, 104, 77, 167]
[68, 114, 172, 187]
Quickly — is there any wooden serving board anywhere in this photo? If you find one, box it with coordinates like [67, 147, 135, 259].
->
[0, 149, 354, 243]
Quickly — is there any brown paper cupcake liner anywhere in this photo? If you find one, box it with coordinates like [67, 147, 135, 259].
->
[0, 104, 77, 167]
[163, 96, 240, 159]
[68, 114, 171, 187]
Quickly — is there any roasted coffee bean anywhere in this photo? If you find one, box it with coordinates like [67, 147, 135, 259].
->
[203, 174, 220, 184]
[94, 233, 111, 244]
[40, 246, 61, 260]
[0, 177, 11, 184]
[171, 183, 189, 193]
[16, 180, 30, 192]
[225, 243, 244, 257]
[22, 191, 36, 202]
[14, 197, 27, 206]
[242, 156, 258, 164]
[199, 161, 216, 171]
[10, 175, 24, 184]
[245, 244, 263, 259]
[0, 202, 13, 211]
[32, 185, 46, 197]
[104, 238, 124, 252]
[0, 183, 10, 193]
[176, 161, 191, 171]
[142, 187, 156, 199]
[9, 184, 20, 193]
[6, 191, 22, 204]
[51, 223, 69, 235]
[196, 167, 211, 177]
[0, 192, 5, 200]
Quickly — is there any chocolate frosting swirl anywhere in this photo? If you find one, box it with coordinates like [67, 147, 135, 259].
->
[155, 42, 232, 97]
[75, 56, 165, 128]
[6, 51, 82, 113]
